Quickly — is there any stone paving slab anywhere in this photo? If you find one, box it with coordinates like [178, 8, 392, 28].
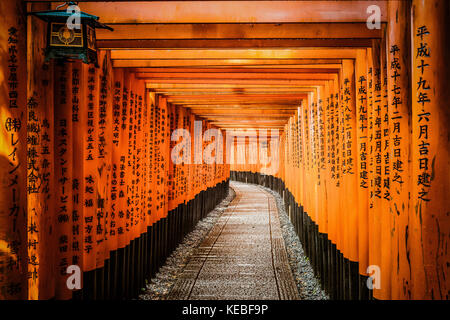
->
[167, 181, 300, 300]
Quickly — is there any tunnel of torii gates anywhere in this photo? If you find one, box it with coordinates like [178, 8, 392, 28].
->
[0, 0, 448, 301]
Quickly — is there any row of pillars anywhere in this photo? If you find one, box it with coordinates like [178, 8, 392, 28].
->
[231, 0, 449, 300]
[0, 1, 231, 299]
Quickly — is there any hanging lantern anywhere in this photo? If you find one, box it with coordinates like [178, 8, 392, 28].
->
[29, 2, 113, 66]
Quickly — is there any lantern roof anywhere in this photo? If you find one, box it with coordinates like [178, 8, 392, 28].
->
[29, 10, 114, 31]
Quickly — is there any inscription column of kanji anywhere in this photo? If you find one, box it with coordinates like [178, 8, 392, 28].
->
[379, 33, 392, 300]
[317, 86, 328, 236]
[26, 2, 55, 300]
[326, 79, 338, 249]
[97, 51, 113, 266]
[71, 62, 85, 284]
[54, 62, 73, 299]
[342, 60, 358, 270]
[410, 0, 449, 300]
[387, 0, 412, 300]
[355, 49, 369, 288]
[81, 63, 99, 273]
[369, 41, 383, 300]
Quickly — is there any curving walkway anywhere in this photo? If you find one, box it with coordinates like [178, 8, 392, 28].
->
[167, 181, 299, 300]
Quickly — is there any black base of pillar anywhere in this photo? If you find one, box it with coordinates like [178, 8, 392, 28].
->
[75, 179, 229, 300]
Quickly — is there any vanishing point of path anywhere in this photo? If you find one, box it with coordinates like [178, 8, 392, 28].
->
[167, 181, 300, 300]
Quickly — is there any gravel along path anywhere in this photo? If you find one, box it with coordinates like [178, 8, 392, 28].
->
[258, 184, 329, 300]
[139, 187, 236, 300]
[139, 182, 328, 300]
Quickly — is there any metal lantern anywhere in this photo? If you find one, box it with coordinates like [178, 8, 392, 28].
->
[29, 3, 113, 66]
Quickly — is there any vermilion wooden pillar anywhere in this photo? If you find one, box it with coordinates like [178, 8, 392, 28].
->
[95, 50, 113, 272]
[148, 91, 156, 227]
[366, 49, 375, 287]
[368, 41, 383, 300]
[387, 0, 412, 300]
[71, 61, 84, 291]
[81, 62, 99, 273]
[54, 62, 74, 300]
[100, 51, 114, 257]
[410, 0, 450, 300]
[0, 0, 28, 300]
[355, 49, 369, 280]
[327, 77, 339, 249]
[336, 74, 345, 256]
[111, 68, 125, 250]
[319, 85, 329, 236]
[342, 59, 358, 266]
[26, 2, 56, 300]
[379, 28, 392, 300]
[168, 104, 176, 212]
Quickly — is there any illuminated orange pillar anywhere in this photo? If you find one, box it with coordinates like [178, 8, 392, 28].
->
[327, 77, 340, 247]
[336, 74, 345, 255]
[94, 53, 107, 269]
[79, 62, 98, 272]
[379, 31, 392, 300]
[355, 50, 369, 283]
[341, 59, 358, 266]
[368, 40, 384, 300]
[410, 0, 450, 300]
[168, 104, 176, 212]
[26, 2, 56, 299]
[386, 0, 412, 300]
[111, 68, 126, 249]
[148, 91, 156, 226]
[53, 62, 73, 300]
[96, 51, 113, 265]
[159, 96, 169, 220]
[71, 61, 84, 287]
[0, 0, 29, 300]
[318, 85, 328, 236]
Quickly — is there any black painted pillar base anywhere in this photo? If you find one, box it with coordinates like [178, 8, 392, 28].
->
[76, 179, 229, 300]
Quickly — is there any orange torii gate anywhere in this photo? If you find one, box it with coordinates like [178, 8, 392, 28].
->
[232, 0, 449, 301]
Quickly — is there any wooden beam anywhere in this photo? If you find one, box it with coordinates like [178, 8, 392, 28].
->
[188, 109, 296, 115]
[151, 88, 313, 94]
[147, 83, 321, 89]
[186, 106, 300, 110]
[169, 101, 303, 105]
[165, 94, 305, 100]
[204, 115, 292, 119]
[137, 72, 336, 80]
[111, 49, 358, 60]
[61, 1, 388, 23]
[99, 39, 373, 49]
[140, 79, 330, 85]
[114, 59, 342, 68]
[210, 120, 288, 124]
[132, 65, 343, 71]
[97, 23, 382, 40]
[133, 68, 339, 74]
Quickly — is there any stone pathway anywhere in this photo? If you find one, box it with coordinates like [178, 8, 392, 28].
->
[167, 181, 299, 300]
